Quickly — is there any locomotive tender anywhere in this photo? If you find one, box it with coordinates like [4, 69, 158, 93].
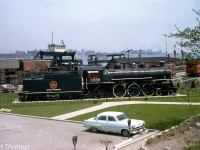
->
[19, 63, 177, 101]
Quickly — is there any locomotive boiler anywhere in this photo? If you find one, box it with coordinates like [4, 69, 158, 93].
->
[19, 65, 177, 101]
[82, 66, 177, 98]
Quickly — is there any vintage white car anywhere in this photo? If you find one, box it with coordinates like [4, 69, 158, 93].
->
[83, 111, 145, 136]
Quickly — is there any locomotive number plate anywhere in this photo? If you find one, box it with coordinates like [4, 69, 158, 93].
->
[90, 78, 100, 83]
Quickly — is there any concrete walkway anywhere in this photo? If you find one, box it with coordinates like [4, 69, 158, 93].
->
[51, 101, 200, 120]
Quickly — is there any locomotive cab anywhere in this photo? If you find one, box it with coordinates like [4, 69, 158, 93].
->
[80, 66, 105, 96]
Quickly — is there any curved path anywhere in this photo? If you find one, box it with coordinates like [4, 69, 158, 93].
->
[51, 101, 200, 120]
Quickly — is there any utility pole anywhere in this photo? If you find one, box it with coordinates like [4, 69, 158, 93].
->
[163, 34, 168, 57]
[174, 44, 177, 65]
[126, 48, 130, 68]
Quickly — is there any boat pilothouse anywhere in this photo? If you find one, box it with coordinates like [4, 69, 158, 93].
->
[33, 37, 82, 71]
[48, 40, 66, 52]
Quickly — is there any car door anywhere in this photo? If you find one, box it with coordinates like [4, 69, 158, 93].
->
[97, 115, 107, 131]
[105, 116, 119, 133]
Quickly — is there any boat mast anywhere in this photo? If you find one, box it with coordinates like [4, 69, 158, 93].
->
[52, 32, 54, 44]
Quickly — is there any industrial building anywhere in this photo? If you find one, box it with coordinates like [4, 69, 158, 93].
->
[0, 60, 20, 86]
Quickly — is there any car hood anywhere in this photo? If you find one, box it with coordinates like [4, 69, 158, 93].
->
[120, 119, 145, 127]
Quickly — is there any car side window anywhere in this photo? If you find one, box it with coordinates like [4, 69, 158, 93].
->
[98, 116, 106, 121]
[108, 116, 116, 122]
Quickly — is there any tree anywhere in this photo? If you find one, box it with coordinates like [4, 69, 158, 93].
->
[168, 10, 200, 145]
[168, 9, 200, 52]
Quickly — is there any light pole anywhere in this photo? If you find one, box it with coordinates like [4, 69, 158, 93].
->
[174, 44, 177, 65]
[163, 34, 168, 57]
[126, 49, 130, 68]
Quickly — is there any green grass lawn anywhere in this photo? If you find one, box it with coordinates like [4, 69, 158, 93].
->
[71, 104, 200, 131]
[1, 82, 199, 148]
[0, 93, 101, 117]
[9, 102, 99, 117]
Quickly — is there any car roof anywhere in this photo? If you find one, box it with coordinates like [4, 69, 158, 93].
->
[1, 84, 14, 86]
[1, 84, 12, 86]
[97, 111, 124, 116]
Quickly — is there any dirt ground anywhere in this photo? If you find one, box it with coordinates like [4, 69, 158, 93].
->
[145, 116, 200, 150]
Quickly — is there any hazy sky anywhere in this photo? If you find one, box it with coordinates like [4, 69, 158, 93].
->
[0, 0, 199, 53]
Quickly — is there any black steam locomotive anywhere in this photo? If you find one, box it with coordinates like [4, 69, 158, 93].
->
[19, 65, 177, 101]
[18, 51, 178, 101]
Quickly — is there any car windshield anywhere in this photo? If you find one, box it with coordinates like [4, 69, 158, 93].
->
[117, 114, 128, 121]
[3, 84, 14, 88]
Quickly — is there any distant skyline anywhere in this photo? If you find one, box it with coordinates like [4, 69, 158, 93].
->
[0, 0, 199, 53]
